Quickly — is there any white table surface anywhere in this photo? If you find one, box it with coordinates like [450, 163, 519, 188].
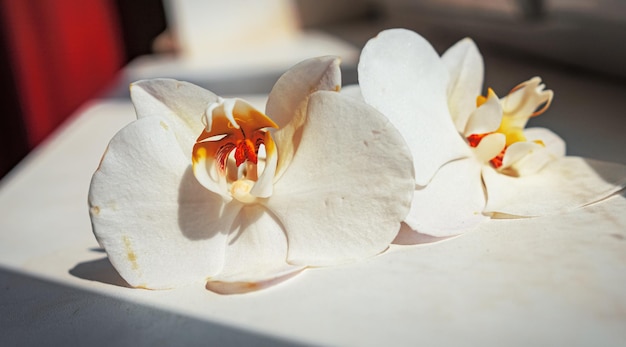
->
[2, 47, 626, 346]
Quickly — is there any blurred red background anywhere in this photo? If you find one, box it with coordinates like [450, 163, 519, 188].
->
[0, 0, 166, 178]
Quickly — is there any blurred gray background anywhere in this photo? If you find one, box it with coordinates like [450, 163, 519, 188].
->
[1, 0, 624, 178]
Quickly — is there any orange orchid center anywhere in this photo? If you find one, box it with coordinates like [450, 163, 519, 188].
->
[192, 99, 278, 180]
[209, 128, 267, 174]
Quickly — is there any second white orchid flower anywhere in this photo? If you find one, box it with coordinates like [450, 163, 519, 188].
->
[356, 28, 626, 237]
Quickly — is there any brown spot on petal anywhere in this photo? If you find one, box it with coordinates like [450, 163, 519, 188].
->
[90, 206, 100, 215]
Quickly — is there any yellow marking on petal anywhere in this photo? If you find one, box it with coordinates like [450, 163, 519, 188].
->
[123, 236, 139, 271]
[476, 88, 497, 107]
[534, 139, 545, 147]
[497, 115, 527, 146]
[476, 95, 487, 107]
[159, 120, 169, 130]
[192, 146, 207, 164]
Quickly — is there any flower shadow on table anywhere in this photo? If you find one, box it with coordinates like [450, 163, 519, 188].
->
[392, 223, 453, 245]
[5, 267, 305, 346]
[70, 250, 131, 288]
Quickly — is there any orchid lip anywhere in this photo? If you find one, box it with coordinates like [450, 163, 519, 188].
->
[192, 98, 279, 203]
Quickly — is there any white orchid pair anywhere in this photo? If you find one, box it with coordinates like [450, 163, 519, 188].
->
[356, 28, 626, 237]
[89, 29, 626, 294]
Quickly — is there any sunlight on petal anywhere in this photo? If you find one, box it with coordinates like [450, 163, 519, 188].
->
[442, 37, 484, 133]
[268, 91, 414, 265]
[267, 56, 342, 180]
[404, 158, 488, 237]
[130, 79, 218, 159]
[89, 117, 230, 289]
[359, 28, 469, 186]
[206, 206, 304, 294]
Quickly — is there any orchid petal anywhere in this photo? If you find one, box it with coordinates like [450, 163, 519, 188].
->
[483, 156, 626, 217]
[442, 38, 484, 133]
[463, 90, 503, 137]
[206, 205, 304, 294]
[405, 158, 488, 237]
[474, 133, 506, 163]
[130, 79, 218, 159]
[504, 146, 553, 176]
[524, 127, 566, 158]
[358, 28, 469, 185]
[267, 91, 415, 265]
[501, 77, 553, 128]
[501, 141, 552, 176]
[89, 116, 235, 289]
[249, 131, 277, 198]
[191, 146, 231, 201]
[266, 56, 342, 180]
[499, 127, 565, 176]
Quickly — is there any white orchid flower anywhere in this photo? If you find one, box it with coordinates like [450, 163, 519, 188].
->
[356, 28, 626, 237]
[463, 77, 558, 177]
[88, 56, 414, 293]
